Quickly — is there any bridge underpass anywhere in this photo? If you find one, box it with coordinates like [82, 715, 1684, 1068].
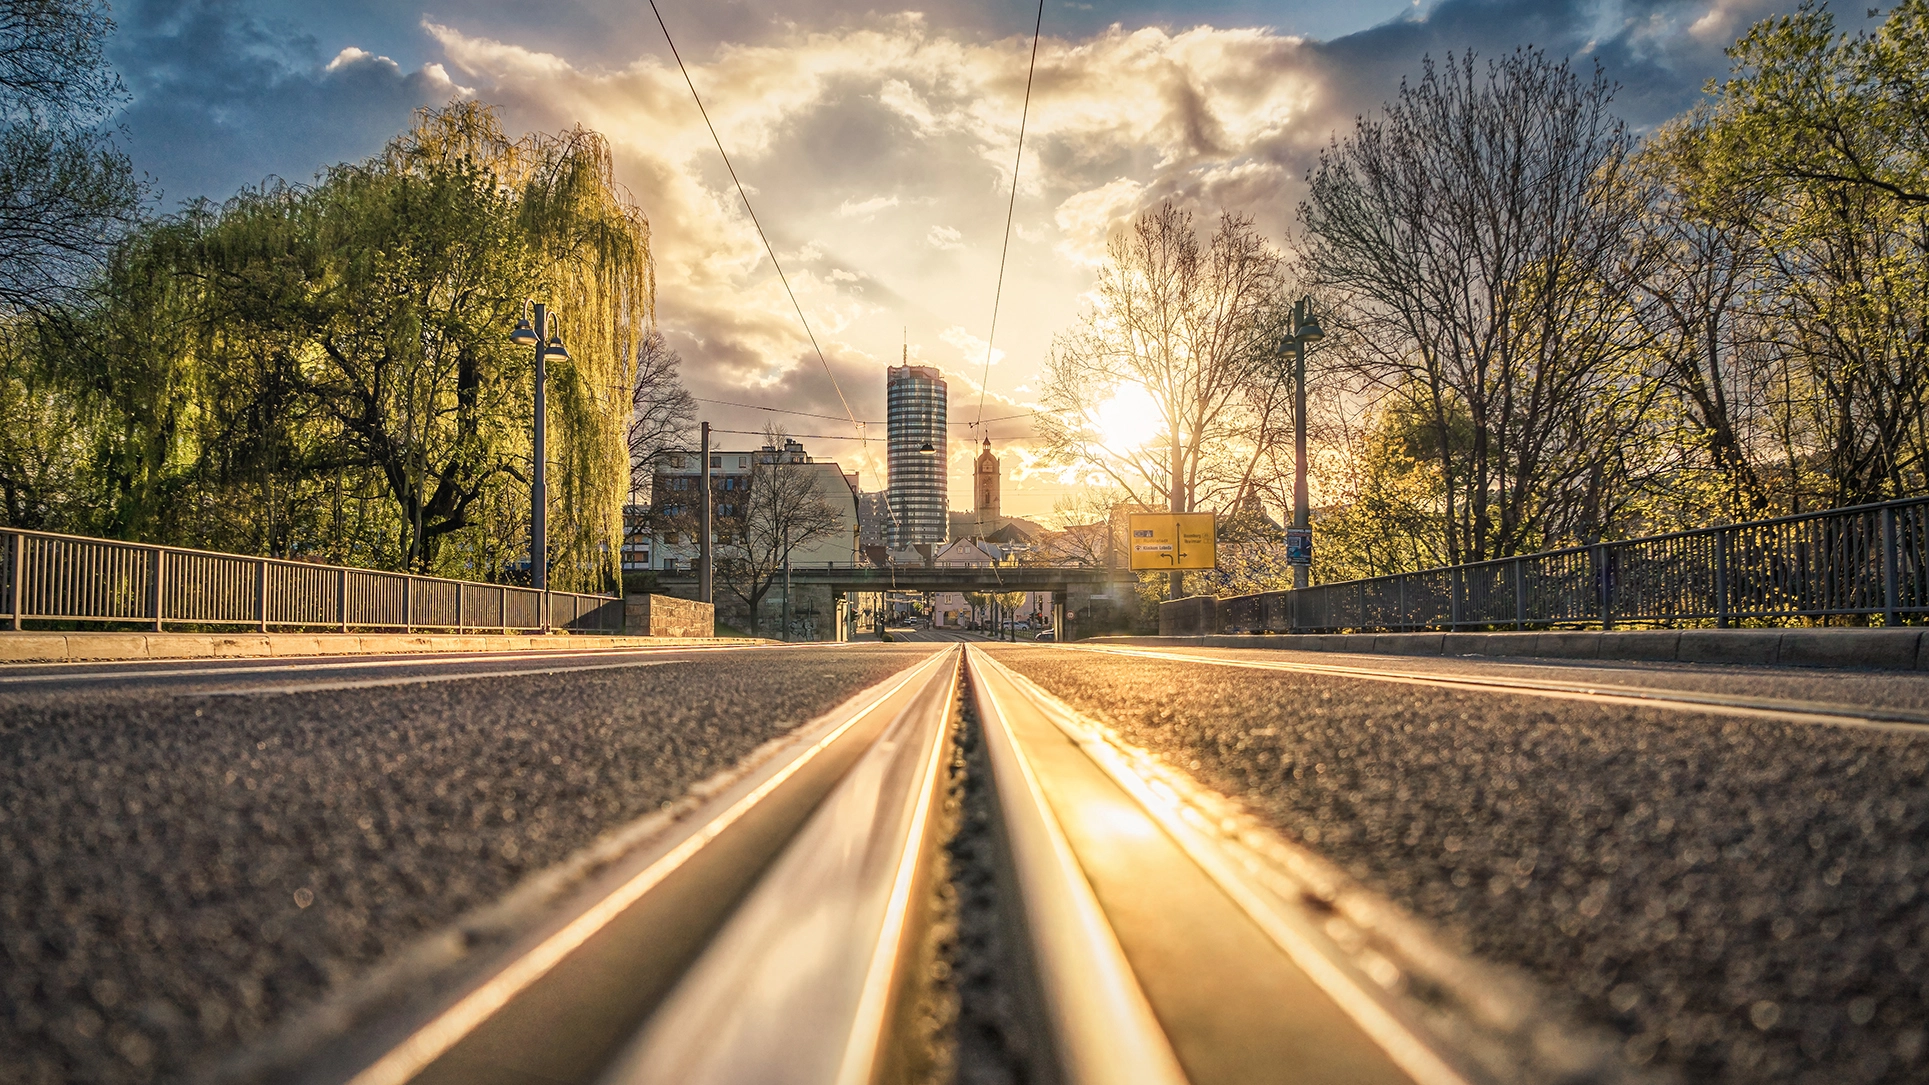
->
[655, 564, 1138, 640]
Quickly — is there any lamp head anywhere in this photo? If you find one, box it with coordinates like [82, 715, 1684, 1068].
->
[1294, 297, 1324, 343]
[510, 317, 539, 346]
[917, 442, 936, 456]
[547, 333, 570, 361]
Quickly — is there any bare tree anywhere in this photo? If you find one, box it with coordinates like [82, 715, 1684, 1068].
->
[627, 329, 696, 501]
[0, 0, 142, 318]
[716, 430, 845, 634]
[1299, 50, 1659, 562]
[1634, 113, 1779, 519]
[1036, 202, 1284, 597]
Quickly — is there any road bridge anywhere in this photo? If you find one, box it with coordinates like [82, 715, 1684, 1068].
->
[656, 563, 1137, 637]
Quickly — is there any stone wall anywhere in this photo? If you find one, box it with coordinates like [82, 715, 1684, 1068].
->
[625, 594, 715, 638]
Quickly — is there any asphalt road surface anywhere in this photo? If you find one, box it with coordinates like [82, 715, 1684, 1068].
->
[9, 640, 1924, 1085]
[0, 644, 939, 1085]
[988, 643, 1929, 1085]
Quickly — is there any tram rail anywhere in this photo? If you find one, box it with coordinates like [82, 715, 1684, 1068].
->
[229, 642, 1646, 1085]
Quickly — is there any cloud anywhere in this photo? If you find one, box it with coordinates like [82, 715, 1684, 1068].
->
[927, 224, 964, 250]
[110, 0, 465, 206]
[940, 325, 1004, 367]
[837, 194, 900, 218]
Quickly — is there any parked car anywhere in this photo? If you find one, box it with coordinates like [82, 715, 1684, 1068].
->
[1034, 629, 1055, 641]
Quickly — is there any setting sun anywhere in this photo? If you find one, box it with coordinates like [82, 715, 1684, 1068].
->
[1089, 382, 1164, 453]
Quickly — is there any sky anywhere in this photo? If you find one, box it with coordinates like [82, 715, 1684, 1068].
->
[107, 0, 1821, 519]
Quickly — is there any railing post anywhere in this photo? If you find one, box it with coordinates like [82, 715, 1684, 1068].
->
[338, 568, 349, 633]
[150, 547, 165, 633]
[1595, 543, 1613, 630]
[1714, 527, 1730, 629]
[9, 532, 24, 631]
[405, 577, 415, 633]
[1512, 557, 1526, 631]
[1449, 566, 1463, 630]
[1882, 506, 1899, 627]
[256, 559, 268, 633]
[1398, 577, 1407, 631]
[456, 582, 466, 632]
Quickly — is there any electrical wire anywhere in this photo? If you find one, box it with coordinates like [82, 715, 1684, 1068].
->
[648, 0, 860, 433]
[695, 396, 1030, 427]
[706, 427, 1030, 442]
[974, 0, 1045, 428]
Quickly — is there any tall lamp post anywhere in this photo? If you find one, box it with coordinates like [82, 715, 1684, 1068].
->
[1283, 298, 1323, 591]
[510, 303, 569, 627]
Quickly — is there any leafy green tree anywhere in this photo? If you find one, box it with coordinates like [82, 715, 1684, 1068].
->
[0, 103, 662, 593]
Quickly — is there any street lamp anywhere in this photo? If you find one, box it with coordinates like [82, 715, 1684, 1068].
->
[511, 302, 569, 625]
[1283, 297, 1322, 591]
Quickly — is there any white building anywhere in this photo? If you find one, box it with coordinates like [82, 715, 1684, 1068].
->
[648, 438, 861, 570]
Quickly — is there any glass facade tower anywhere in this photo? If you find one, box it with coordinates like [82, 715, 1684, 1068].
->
[887, 363, 947, 547]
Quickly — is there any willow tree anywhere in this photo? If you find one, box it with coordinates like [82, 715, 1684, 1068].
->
[26, 104, 652, 588]
[512, 116, 655, 591]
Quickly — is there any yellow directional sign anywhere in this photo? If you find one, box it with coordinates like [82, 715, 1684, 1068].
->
[1128, 512, 1217, 570]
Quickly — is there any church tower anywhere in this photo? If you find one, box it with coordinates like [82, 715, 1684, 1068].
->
[975, 436, 1001, 526]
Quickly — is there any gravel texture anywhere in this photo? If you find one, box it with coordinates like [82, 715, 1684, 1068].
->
[992, 645, 1929, 1085]
[940, 676, 1045, 1085]
[0, 645, 936, 1085]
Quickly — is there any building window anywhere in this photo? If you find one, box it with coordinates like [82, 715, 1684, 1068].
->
[711, 456, 721, 468]
[669, 454, 685, 469]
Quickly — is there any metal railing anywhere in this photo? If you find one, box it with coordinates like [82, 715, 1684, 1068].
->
[1208, 495, 1929, 633]
[0, 528, 623, 634]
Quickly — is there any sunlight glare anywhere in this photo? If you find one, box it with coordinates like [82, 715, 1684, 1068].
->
[1090, 382, 1162, 452]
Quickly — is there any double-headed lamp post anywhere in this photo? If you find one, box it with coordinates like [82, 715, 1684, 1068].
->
[1283, 297, 1324, 590]
[509, 303, 570, 623]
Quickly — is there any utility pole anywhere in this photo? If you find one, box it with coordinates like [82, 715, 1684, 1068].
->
[699, 421, 713, 604]
[1285, 297, 1323, 591]
[781, 525, 792, 642]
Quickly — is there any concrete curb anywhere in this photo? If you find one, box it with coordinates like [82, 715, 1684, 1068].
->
[1083, 628, 1929, 672]
[0, 632, 774, 664]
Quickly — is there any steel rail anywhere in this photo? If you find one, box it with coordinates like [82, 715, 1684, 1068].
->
[597, 645, 960, 1084]
[965, 646, 1645, 1085]
[964, 646, 1190, 1085]
[271, 646, 957, 1085]
[1063, 644, 1929, 733]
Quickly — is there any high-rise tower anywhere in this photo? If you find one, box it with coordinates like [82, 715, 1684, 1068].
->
[887, 352, 947, 548]
[974, 436, 1000, 525]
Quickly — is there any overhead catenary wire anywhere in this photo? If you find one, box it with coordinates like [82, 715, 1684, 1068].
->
[695, 397, 1029, 427]
[705, 428, 1030, 443]
[647, 0, 860, 434]
[974, 0, 1046, 429]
